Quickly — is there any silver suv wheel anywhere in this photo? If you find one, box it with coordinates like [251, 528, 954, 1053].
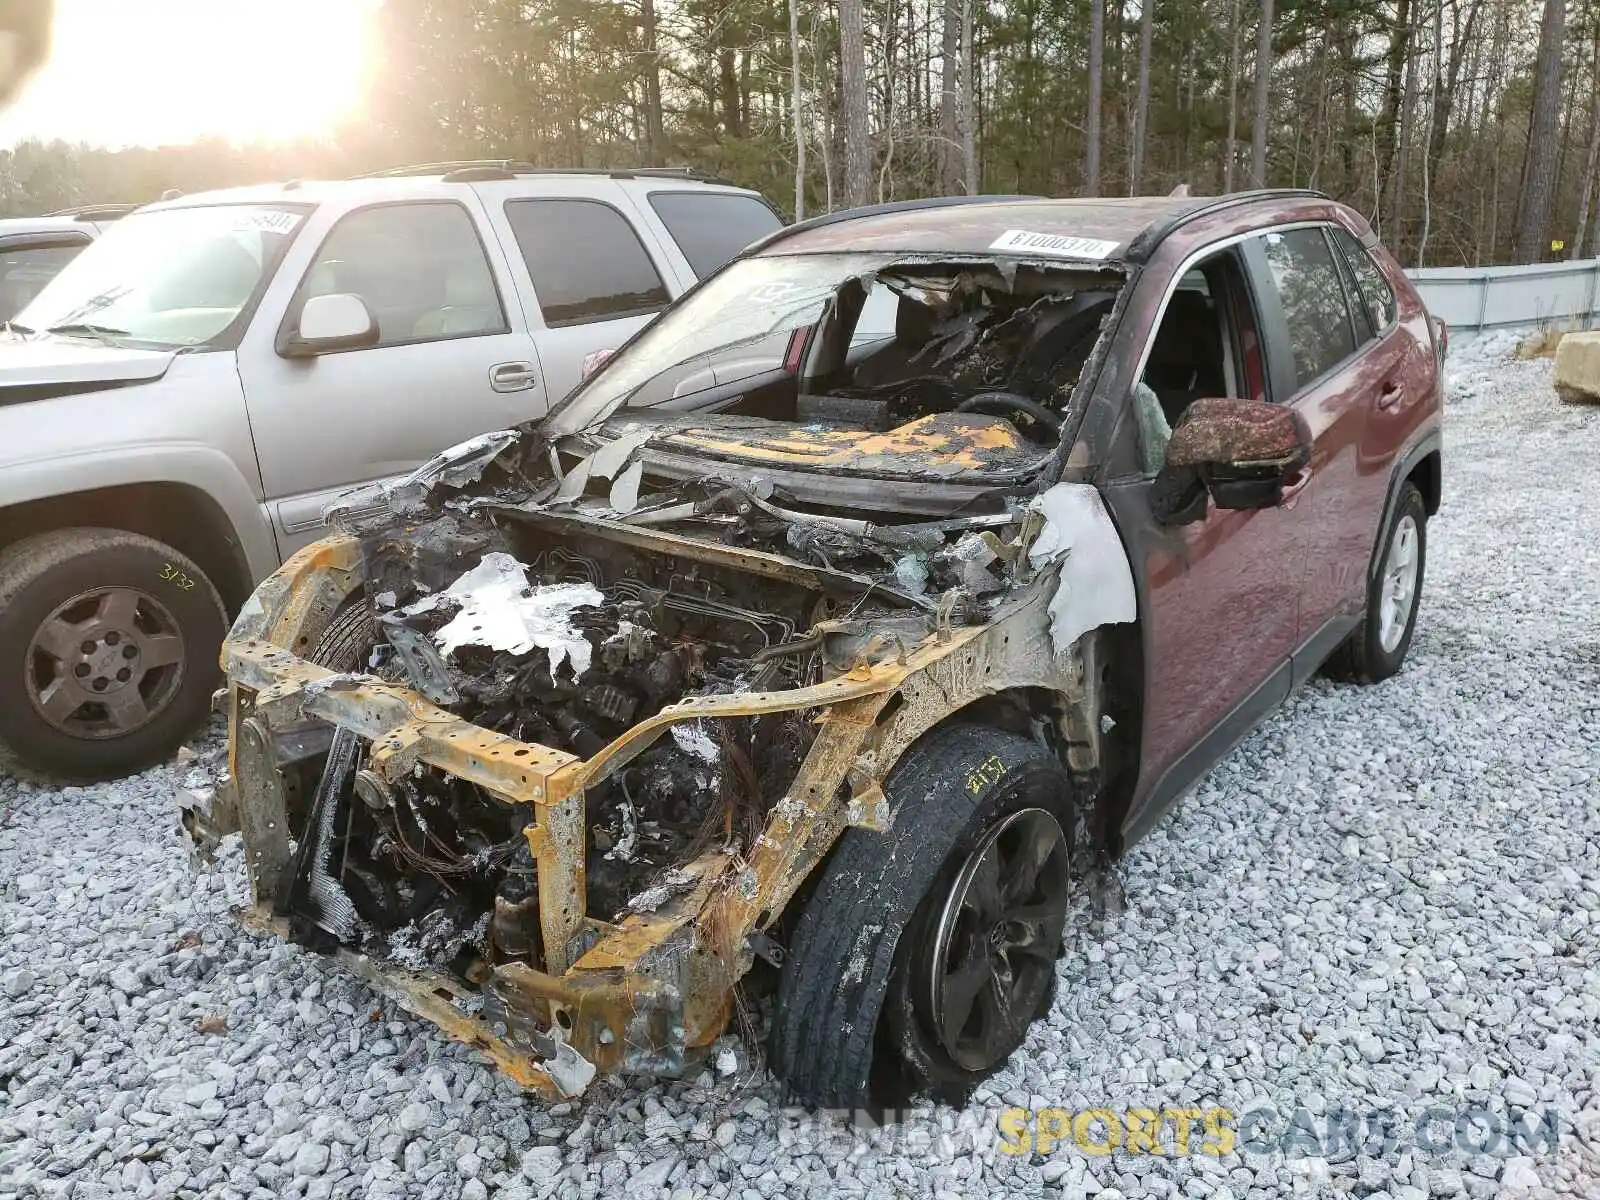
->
[1378, 513, 1420, 654]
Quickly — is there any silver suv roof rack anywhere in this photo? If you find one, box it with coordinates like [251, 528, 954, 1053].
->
[354, 161, 740, 187]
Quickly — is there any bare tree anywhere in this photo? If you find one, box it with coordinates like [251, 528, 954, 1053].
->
[960, 0, 975, 192]
[639, 0, 665, 164]
[1572, 28, 1600, 258]
[787, 0, 805, 220]
[839, 0, 872, 207]
[1250, 0, 1274, 187]
[940, 0, 961, 193]
[1225, 0, 1242, 191]
[1086, 0, 1104, 195]
[1514, 0, 1566, 262]
[1130, 0, 1155, 193]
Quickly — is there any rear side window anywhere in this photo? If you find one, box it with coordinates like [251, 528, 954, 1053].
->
[1256, 227, 1357, 392]
[503, 199, 670, 327]
[0, 240, 87, 320]
[1329, 225, 1397, 337]
[648, 192, 783, 278]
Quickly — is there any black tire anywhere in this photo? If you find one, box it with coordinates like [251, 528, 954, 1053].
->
[1323, 482, 1427, 684]
[0, 528, 226, 781]
[770, 724, 1079, 1108]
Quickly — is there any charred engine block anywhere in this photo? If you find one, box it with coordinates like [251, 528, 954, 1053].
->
[282, 514, 821, 979]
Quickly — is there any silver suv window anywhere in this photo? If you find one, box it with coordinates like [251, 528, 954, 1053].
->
[0, 241, 86, 321]
[647, 192, 782, 278]
[299, 202, 508, 347]
[503, 198, 670, 327]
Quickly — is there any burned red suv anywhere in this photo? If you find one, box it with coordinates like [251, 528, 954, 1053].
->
[206, 188, 1443, 1108]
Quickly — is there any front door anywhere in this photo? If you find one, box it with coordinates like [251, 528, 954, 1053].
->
[1101, 244, 1312, 843]
[238, 198, 549, 555]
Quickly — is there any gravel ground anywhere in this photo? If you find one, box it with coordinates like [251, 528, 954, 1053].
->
[2, 341, 1598, 1200]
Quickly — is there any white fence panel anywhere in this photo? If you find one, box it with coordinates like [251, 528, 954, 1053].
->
[1407, 259, 1600, 339]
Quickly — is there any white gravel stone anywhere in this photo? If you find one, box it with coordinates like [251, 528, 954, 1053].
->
[1, 347, 1595, 1198]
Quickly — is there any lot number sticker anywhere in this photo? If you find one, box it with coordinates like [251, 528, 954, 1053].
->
[989, 229, 1120, 260]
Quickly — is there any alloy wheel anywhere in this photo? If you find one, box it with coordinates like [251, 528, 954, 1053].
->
[1378, 514, 1420, 654]
[25, 587, 186, 739]
[925, 806, 1070, 1072]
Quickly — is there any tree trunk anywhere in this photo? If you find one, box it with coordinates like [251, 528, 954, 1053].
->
[940, 0, 961, 192]
[961, 0, 976, 192]
[839, 0, 872, 206]
[1250, 0, 1274, 187]
[1130, 0, 1155, 193]
[640, 0, 665, 164]
[788, 0, 806, 220]
[1417, 0, 1443, 266]
[1377, 0, 1414, 215]
[1225, 0, 1242, 192]
[1086, 0, 1104, 195]
[1388, 4, 1421, 255]
[1572, 30, 1600, 258]
[1513, 0, 1565, 262]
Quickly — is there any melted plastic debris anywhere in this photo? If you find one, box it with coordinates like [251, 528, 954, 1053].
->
[892, 554, 930, 595]
[1027, 482, 1137, 652]
[669, 721, 719, 764]
[406, 552, 602, 677]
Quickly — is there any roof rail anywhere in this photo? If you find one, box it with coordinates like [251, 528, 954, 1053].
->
[46, 202, 139, 221]
[1122, 187, 1330, 262]
[742, 194, 1044, 256]
[354, 161, 743, 187]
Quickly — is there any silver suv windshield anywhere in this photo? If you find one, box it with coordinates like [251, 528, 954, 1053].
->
[13, 204, 307, 348]
[546, 252, 900, 436]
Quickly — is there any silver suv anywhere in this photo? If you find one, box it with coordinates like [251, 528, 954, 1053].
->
[0, 162, 781, 780]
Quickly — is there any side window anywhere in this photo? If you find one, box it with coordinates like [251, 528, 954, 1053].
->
[299, 202, 507, 346]
[1329, 225, 1397, 337]
[647, 192, 783, 278]
[503, 199, 670, 327]
[0, 240, 87, 320]
[1256, 227, 1357, 392]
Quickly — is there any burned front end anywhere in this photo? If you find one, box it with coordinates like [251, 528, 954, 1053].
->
[204, 250, 1136, 1097]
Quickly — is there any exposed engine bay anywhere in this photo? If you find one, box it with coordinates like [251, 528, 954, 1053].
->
[277, 513, 857, 981]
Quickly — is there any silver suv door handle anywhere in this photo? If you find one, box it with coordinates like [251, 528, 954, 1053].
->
[490, 361, 539, 392]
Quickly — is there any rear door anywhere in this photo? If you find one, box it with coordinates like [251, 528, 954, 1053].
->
[1243, 225, 1383, 662]
[474, 181, 682, 404]
[239, 195, 549, 553]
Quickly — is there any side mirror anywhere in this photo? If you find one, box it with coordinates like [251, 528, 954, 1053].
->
[281, 293, 378, 357]
[1152, 397, 1312, 525]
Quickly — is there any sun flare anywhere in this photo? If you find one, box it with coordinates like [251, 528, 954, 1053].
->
[0, 0, 375, 148]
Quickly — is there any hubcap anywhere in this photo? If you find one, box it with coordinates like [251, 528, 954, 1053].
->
[25, 587, 185, 739]
[1378, 514, 1420, 654]
[927, 806, 1070, 1072]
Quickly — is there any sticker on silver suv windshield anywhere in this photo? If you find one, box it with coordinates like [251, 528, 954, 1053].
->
[232, 210, 302, 236]
[988, 229, 1119, 259]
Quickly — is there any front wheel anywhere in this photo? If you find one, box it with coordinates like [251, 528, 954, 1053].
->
[0, 528, 226, 781]
[769, 724, 1079, 1108]
[1324, 482, 1427, 684]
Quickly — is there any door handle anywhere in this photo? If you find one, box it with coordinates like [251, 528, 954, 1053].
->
[1376, 380, 1406, 411]
[490, 361, 539, 392]
[1280, 467, 1312, 509]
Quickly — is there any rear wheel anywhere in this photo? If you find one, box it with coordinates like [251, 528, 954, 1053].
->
[0, 528, 226, 780]
[770, 724, 1079, 1108]
[1324, 482, 1427, 684]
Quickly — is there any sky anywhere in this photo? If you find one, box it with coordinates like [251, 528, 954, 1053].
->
[0, 0, 379, 149]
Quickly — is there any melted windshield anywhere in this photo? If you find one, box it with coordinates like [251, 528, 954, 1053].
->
[546, 253, 898, 435]
[14, 204, 306, 348]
